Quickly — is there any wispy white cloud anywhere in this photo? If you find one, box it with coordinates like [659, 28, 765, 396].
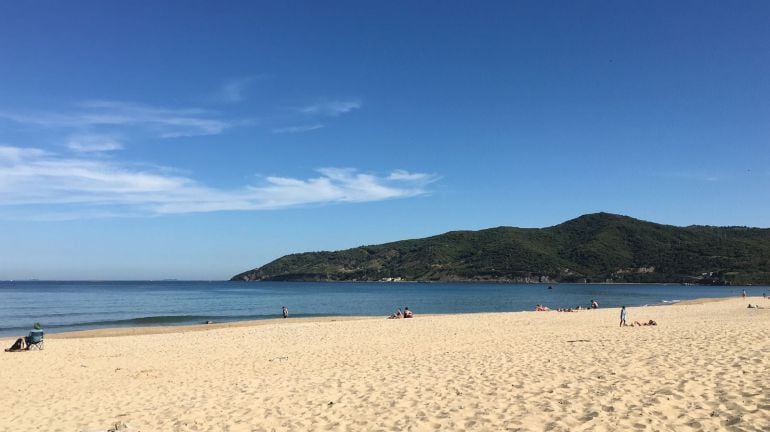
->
[0, 100, 231, 138]
[658, 171, 720, 182]
[298, 100, 361, 117]
[273, 99, 359, 133]
[0, 146, 47, 161]
[388, 170, 436, 181]
[212, 76, 263, 103]
[0, 146, 438, 219]
[272, 124, 325, 134]
[66, 134, 124, 153]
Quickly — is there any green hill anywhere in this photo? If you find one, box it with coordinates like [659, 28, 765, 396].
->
[231, 213, 770, 284]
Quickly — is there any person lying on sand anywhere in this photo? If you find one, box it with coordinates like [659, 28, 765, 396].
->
[388, 309, 403, 319]
[535, 304, 551, 311]
[632, 320, 657, 326]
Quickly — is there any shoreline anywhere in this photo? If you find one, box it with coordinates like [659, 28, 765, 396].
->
[47, 315, 375, 339]
[37, 295, 759, 340]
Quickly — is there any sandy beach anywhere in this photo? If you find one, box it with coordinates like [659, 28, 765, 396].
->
[1, 297, 768, 432]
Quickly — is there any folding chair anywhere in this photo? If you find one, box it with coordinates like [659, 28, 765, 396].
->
[26, 330, 44, 350]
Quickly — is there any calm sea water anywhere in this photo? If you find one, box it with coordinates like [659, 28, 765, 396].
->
[0, 281, 767, 336]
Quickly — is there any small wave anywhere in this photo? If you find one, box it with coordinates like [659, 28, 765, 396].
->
[661, 299, 681, 304]
[0, 315, 232, 334]
[118, 315, 217, 325]
[0, 312, 335, 335]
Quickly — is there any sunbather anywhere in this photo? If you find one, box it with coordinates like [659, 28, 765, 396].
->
[5, 337, 26, 352]
[5, 323, 43, 352]
[632, 320, 657, 326]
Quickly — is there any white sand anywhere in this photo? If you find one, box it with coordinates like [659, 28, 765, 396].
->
[1, 296, 768, 431]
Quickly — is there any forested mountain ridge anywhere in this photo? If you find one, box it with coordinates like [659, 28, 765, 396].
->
[231, 213, 770, 284]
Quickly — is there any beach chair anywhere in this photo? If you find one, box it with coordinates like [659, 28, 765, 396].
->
[27, 330, 44, 350]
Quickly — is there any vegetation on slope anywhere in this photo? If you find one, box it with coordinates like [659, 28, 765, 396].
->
[231, 213, 770, 284]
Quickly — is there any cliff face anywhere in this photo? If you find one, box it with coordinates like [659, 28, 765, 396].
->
[231, 213, 770, 284]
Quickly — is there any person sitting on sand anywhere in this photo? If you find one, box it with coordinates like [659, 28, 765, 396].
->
[535, 304, 551, 311]
[404, 307, 414, 318]
[591, 299, 599, 309]
[5, 323, 43, 352]
[5, 337, 27, 352]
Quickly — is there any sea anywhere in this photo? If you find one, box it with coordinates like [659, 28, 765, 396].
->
[1, 281, 767, 336]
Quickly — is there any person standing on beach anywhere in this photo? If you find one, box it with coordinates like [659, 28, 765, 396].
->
[620, 306, 627, 327]
[742, 289, 747, 298]
[282, 306, 289, 319]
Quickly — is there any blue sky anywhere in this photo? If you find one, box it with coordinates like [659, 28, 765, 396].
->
[1, 1, 768, 280]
